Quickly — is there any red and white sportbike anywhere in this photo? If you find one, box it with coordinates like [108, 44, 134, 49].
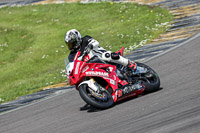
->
[66, 47, 160, 109]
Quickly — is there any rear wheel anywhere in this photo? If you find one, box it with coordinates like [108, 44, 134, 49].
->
[135, 62, 160, 93]
[79, 84, 114, 109]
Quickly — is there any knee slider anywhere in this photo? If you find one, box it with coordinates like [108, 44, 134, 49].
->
[105, 53, 111, 58]
[102, 52, 112, 62]
[111, 52, 120, 60]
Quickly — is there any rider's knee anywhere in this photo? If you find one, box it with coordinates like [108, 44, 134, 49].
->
[102, 51, 111, 62]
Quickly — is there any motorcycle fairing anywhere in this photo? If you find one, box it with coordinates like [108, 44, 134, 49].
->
[68, 60, 85, 85]
[68, 59, 122, 102]
[81, 63, 120, 95]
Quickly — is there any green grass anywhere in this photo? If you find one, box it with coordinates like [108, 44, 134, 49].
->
[0, 2, 173, 103]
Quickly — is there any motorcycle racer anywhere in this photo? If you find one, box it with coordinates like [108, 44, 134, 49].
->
[65, 29, 139, 94]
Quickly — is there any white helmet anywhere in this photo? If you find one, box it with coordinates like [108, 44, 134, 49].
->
[65, 29, 82, 51]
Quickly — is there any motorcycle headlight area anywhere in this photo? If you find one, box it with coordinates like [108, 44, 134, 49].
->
[66, 62, 75, 77]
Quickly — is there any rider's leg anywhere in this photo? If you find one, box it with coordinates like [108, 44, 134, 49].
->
[101, 51, 142, 95]
[101, 51, 137, 71]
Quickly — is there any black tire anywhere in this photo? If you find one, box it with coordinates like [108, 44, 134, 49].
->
[79, 84, 114, 109]
[136, 62, 160, 93]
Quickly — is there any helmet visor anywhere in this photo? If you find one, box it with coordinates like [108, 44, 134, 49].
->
[66, 40, 77, 50]
[67, 41, 74, 50]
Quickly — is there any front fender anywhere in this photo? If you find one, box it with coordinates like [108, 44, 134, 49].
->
[78, 79, 98, 92]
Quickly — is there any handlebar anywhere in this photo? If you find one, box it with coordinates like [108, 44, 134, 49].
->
[81, 44, 93, 61]
[81, 51, 88, 61]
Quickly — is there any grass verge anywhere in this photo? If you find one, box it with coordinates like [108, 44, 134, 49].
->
[0, 2, 173, 103]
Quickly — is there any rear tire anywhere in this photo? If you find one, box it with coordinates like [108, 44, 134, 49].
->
[136, 63, 160, 93]
[79, 84, 114, 109]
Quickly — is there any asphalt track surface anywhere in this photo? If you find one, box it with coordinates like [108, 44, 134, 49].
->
[0, 35, 200, 132]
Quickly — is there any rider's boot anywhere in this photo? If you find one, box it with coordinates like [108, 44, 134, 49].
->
[127, 60, 137, 72]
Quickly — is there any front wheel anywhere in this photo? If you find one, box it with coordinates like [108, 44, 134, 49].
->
[79, 84, 114, 109]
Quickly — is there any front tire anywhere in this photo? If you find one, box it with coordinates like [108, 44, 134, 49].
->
[79, 84, 114, 109]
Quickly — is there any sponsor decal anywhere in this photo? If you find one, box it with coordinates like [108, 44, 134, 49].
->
[110, 79, 116, 85]
[75, 62, 80, 74]
[104, 77, 116, 85]
[136, 83, 143, 90]
[122, 83, 143, 94]
[109, 67, 113, 72]
[112, 95, 115, 100]
[85, 56, 89, 61]
[113, 75, 116, 80]
[82, 65, 89, 73]
[86, 71, 109, 77]
[116, 89, 123, 97]
[123, 87, 129, 94]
